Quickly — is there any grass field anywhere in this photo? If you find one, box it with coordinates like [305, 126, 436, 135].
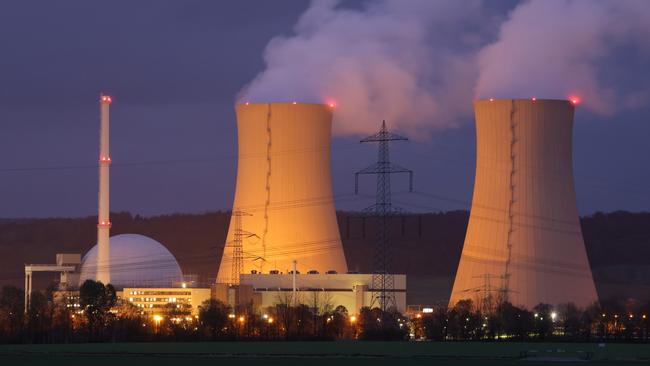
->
[1, 341, 650, 365]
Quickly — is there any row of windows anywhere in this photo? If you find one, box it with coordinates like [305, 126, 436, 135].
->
[128, 297, 191, 303]
[127, 291, 192, 296]
[135, 303, 184, 309]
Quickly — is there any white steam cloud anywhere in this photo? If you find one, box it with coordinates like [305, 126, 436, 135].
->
[476, 0, 650, 115]
[240, 0, 650, 137]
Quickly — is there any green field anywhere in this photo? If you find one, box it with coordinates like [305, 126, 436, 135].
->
[1, 342, 649, 365]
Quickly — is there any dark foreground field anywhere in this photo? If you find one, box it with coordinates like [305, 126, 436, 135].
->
[1, 342, 650, 366]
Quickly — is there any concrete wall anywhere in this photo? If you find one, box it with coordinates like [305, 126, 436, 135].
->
[240, 273, 406, 314]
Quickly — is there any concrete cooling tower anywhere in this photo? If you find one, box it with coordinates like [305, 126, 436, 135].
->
[216, 103, 348, 284]
[449, 99, 598, 310]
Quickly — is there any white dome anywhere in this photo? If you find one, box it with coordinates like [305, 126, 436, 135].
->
[79, 233, 183, 288]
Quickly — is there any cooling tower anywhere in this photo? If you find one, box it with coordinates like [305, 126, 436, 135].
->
[216, 103, 348, 284]
[449, 99, 598, 310]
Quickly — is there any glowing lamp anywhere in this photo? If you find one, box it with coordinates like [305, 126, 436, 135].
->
[489, 98, 494, 102]
[532, 97, 537, 102]
[569, 96, 580, 105]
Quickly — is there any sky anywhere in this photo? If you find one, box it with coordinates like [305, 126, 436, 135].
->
[1, 0, 649, 218]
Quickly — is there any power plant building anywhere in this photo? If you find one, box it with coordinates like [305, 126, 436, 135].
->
[216, 273, 407, 314]
[449, 99, 598, 310]
[216, 103, 348, 284]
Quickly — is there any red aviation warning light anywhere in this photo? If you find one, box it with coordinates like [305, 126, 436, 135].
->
[101, 95, 112, 104]
[569, 96, 580, 105]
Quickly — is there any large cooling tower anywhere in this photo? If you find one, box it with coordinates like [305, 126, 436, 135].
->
[449, 99, 598, 310]
[216, 103, 348, 284]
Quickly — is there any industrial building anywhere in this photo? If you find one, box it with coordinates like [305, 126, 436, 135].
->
[120, 287, 211, 316]
[216, 103, 348, 283]
[215, 273, 407, 314]
[24, 97, 413, 318]
[449, 99, 598, 310]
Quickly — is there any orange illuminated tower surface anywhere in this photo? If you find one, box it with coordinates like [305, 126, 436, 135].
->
[449, 99, 598, 310]
[216, 103, 348, 284]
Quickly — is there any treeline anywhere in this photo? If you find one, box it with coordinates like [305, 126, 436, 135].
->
[3, 282, 650, 343]
[3, 211, 650, 289]
[0, 282, 408, 343]
[415, 298, 650, 342]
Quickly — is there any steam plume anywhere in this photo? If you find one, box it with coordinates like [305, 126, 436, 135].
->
[476, 0, 650, 115]
[241, 0, 650, 137]
[240, 0, 486, 138]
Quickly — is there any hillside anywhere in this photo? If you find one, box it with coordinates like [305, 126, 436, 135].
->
[1, 211, 649, 304]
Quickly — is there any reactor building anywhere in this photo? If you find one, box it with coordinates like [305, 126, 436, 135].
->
[449, 99, 598, 310]
[216, 102, 348, 284]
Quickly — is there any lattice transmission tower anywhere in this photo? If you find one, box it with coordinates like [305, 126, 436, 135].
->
[229, 210, 255, 285]
[355, 120, 412, 312]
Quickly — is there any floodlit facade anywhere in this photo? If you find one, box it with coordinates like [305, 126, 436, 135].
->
[449, 99, 598, 310]
[218, 273, 407, 314]
[120, 287, 211, 316]
[216, 103, 348, 284]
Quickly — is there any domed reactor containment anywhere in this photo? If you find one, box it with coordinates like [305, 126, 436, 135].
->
[79, 234, 183, 288]
[216, 103, 348, 284]
[449, 99, 598, 310]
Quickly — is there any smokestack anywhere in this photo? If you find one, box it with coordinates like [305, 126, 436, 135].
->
[216, 103, 348, 283]
[96, 94, 112, 284]
[449, 99, 598, 309]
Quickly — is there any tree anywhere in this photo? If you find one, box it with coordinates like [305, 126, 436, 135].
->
[558, 302, 582, 339]
[79, 280, 117, 341]
[532, 303, 554, 340]
[198, 299, 230, 340]
[0, 285, 24, 342]
[325, 305, 349, 339]
[422, 306, 448, 341]
[358, 307, 406, 341]
[25, 291, 51, 343]
[492, 302, 533, 340]
[447, 299, 481, 340]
